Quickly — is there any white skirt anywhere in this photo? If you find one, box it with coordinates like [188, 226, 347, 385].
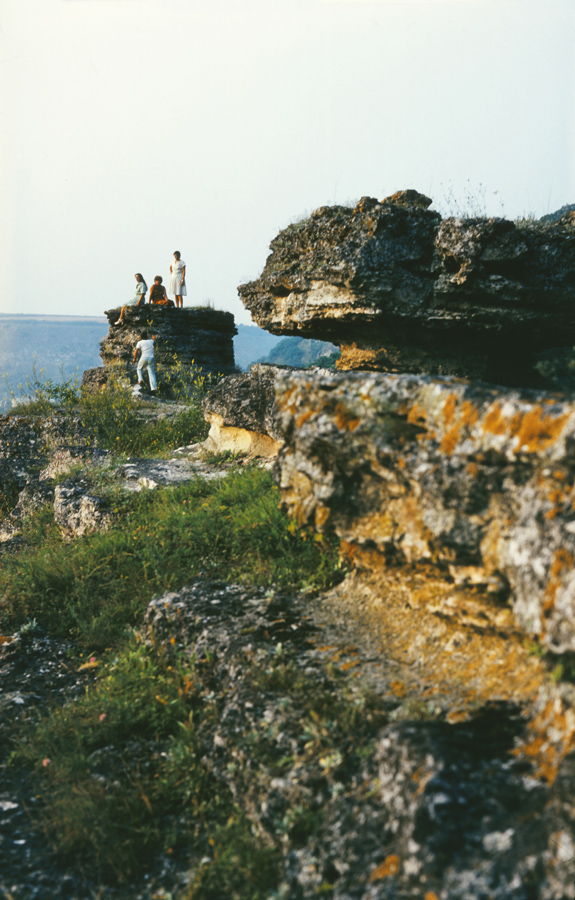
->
[170, 272, 187, 295]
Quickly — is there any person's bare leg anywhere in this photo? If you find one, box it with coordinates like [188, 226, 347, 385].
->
[114, 306, 127, 325]
[175, 295, 182, 308]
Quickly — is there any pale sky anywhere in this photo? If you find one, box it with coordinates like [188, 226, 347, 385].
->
[1, 0, 573, 325]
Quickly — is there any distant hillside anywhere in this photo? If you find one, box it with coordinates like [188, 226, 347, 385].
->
[0, 315, 109, 407]
[0, 317, 328, 409]
[0, 317, 288, 408]
[233, 324, 283, 370]
[255, 336, 340, 368]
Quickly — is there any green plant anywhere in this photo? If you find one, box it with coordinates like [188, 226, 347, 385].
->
[0, 469, 343, 650]
[6, 364, 80, 415]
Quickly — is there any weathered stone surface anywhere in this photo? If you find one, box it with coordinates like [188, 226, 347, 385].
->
[202, 364, 286, 457]
[240, 192, 575, 385]
[0, 412, 89, 510]
[53, 479, 112, 538]
[100, 306, 237, 385]
[80, 366, 108, 393]
[139, 579, 575, 900]
[274, 369, 575, 653]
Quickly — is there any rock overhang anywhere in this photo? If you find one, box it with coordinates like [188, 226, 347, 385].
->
[239, 191, 575, 386]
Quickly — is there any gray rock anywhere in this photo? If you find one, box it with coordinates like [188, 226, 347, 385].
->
[202, 364, 287, 456]
[53, 479, 112, 538]
[239, 192, 575, 386]
[274, 369, 575, 653]
[139, 579, 575, 900]
[100, 306, 237, 387]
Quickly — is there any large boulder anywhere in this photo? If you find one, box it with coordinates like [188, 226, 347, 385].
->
[239, 192, 575, 386]
[274, 369, 575, 654]
[100, 305, 237, 385]
[202, 364, 286, 457]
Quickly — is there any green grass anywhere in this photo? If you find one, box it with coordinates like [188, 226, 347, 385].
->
[7, 363, 211, 455]
[0, 469, 343, 650]
[14, 632, 385, 895]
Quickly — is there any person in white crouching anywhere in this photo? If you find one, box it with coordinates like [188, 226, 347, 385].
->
[133, 330, 157, 393]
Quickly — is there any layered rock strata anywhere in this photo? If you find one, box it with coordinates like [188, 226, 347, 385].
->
[239, 191, 575, 385]
[90, 306, 237, 388]
[202, 364, 289, 457]
[275, 369, 575, 655]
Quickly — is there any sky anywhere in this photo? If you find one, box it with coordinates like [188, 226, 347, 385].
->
[1, 0, 573, 325]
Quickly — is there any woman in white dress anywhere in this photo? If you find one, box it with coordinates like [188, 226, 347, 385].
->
[114, 273, 147, 325]
[169, 251, 186, 308]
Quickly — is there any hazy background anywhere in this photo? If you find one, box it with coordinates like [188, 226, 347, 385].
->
[1, 0, 573, 325]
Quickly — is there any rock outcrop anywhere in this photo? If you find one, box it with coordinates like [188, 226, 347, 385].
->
[275, 370, 575, 654]
[202, 364, 288, 457]
[140, 579, 575, 900]
[239, 191, 575, 386]
[90, 306, 237, 389]
[53, 479, 112, 539]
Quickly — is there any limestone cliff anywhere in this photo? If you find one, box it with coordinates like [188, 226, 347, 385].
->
[239, 191, 575, 386]
[274, 370, 575, 654]
[93, 305, 237, 386]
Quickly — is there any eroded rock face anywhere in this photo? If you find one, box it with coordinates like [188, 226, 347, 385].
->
[139, 579, 575, 900]
[0, 413, 89, 511]
[239, 192, 575, 385]
[100, 306, 237, 384]
[202, 364, 287, 457]
[53, 479, 112, 538]
[275, 369, 575, 654]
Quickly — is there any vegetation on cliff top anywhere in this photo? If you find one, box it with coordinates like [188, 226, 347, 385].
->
[0, 375, 351, 897]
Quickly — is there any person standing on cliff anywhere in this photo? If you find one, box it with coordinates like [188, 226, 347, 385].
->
[133, 329, 157, 394]
[169, 251, 186, 308]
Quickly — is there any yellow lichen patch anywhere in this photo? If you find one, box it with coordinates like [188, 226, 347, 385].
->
[341, 659, 360, 671]
[333, 402, 361, 432]
[460, 399, 479, 427]
[424, 893, 440, 900]
[483, 403, 507, 436]
[440, 424, 461, 456]
[442, 393, 458, 426]
[314, 505, 331, 530]
[467, 462, 479, 478]
[369, 855, 401, 882]
[407, 402, 428, 426]
[514, 700, 575, 784]
[321, 564, 558, 779]
[542, 548, 574, 617]
[510, 406, 570, 453]
[295, 409, 315, 428]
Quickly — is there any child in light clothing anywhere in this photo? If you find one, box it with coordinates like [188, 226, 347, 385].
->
[133, 330, 157, 392]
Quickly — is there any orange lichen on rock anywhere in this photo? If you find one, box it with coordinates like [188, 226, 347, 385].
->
[483, 403, 507, 436]
[333, 402, 361, 432]
[407, 402, 428, 426]
[295, 409, 314, 428]
[460, 399, 480, 427]
[314, 505, 331, 530]
[514, 699, 575, 784]
[439, 424, 461, 456]
[542, 549, 573, 617]
[510, 406, 570, 453]
[370, 855, 401, 882]
[442, 393, 458, 426]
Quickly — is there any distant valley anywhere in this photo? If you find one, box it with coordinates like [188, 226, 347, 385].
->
[0, 315, 335, 409]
